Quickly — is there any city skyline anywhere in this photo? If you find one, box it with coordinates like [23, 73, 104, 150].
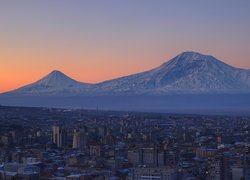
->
[0, 1, 250, 179]
[1, 1, 250, 92]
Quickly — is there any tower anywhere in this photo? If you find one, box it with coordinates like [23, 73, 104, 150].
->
[72, 129, 80, 149]
[72, 128, 85, 150]
[52, 125, 67, 148]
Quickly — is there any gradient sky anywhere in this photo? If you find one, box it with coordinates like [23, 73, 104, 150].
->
[1, 0, 250, 93]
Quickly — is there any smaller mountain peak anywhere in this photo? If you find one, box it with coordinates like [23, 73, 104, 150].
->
[46, 70, 69, 79]
[41, 70, 74, 82]
[34, 69, 81, 87]
[181, 51, 201, 55]
[50, 70, 64, 75]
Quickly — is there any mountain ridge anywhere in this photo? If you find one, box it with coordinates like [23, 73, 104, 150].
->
[91, 51, 250, 95]
[3, 51, 250, 96]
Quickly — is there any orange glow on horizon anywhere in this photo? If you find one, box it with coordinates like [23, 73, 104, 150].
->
[0, 53, 168, 93]
[1, 49, 250, 93]
[1, 1, 250, 93]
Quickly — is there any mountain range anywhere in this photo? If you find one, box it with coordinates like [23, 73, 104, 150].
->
[4, 51, 250, 95]
[1, 51, 250, 115]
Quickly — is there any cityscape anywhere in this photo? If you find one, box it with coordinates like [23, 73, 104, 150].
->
[0, 106, 250, 179]
[1, 1, 250, 180]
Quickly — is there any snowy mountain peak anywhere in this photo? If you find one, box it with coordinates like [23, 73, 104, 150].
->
[93, 51, 250, 94]
[9, 70, 89, 95]
[49, 70, 65, 76]
[40, 70, 78, 85]
[166, 51, 214, 66]
[157, 51, 231, 74]
[178, 51, 208, 58]
[3, 52, 250, 95]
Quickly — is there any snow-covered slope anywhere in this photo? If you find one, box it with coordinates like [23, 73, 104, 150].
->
[92, 52, 250, 94]
[3, 52, 250, 95]
[8, 70, 90, 95]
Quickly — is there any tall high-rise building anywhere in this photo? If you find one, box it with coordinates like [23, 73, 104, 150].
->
[232, 167, 244, 180]
[207, 158, 221, 180]
[72, 129, 80, 149]
[128, 148, 167, 167]
[141, 148, 156, 167]
[52, 125, 67, 148]
[128, 150, 140, 166]
[72, 128, 85, 150]
[52, 125, 60, 145]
